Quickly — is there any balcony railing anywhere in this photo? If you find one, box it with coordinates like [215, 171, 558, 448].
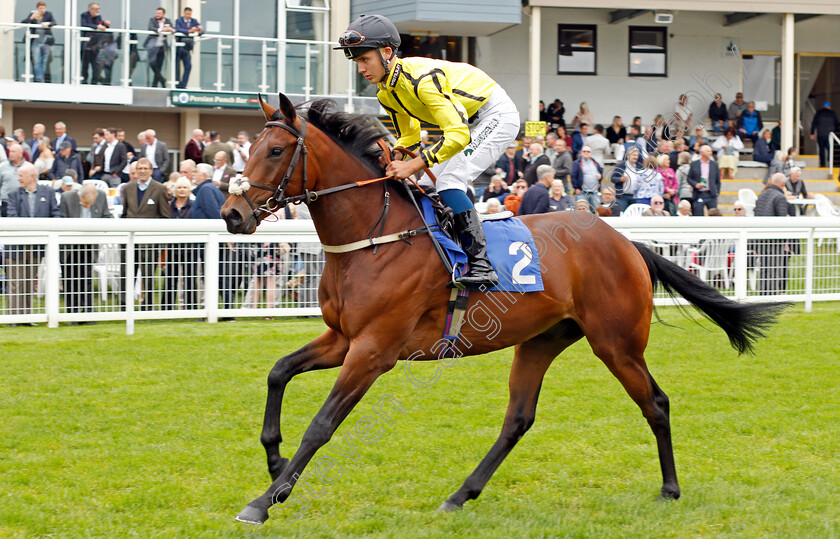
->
[1, 22, 340, 98]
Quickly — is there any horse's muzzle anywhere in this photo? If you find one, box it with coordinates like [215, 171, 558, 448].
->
[222, 207, 257, 234]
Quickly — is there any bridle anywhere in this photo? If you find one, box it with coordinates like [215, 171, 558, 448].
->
[227, 118, 308, 221]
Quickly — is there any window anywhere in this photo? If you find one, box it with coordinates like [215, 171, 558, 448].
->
[557, 25, 596, 75]
[629, 27, 667, 77]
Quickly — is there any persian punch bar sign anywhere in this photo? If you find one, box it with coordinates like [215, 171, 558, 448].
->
[171, 91, 259, 108]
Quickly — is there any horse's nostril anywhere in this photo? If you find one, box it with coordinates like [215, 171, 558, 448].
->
[226, 208, 243, 224]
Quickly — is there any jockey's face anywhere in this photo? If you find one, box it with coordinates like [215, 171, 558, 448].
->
[353, 47, 392, 84]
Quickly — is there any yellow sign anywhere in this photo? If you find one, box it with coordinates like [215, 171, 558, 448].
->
[524, 121, 547, 137]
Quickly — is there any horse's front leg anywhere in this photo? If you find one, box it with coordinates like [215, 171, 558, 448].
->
[261, 328, 349, 480]
[237, 338, 399, 524]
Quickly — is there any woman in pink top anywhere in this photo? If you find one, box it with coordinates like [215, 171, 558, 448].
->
[657, 154, 678, 215]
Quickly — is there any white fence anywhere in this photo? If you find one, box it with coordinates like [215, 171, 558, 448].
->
[1, 217, 839, 334]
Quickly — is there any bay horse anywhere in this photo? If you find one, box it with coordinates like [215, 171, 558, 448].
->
[221, 94, 786, 524]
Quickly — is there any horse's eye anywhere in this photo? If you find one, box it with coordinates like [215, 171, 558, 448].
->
[271, 147, 283, 156]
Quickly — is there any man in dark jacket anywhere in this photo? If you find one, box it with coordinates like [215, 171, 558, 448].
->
[21, 1, 56, 83]
[754, 173, 791, 295]
[144, 7, 174, 87]
[522, 143, 550, 186]
[686, 145, 721, 216]
[518, 165, 554, 215]
[80, 2, 110, 84]
[810, 101, 839, 167]
[50, 141, 85, 181]
[708, 93, 728, 135]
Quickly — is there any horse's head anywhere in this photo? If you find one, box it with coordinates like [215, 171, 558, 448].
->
[221, 93, 308, 234]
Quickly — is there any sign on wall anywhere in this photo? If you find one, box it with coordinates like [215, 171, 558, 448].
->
[171, 91, 259, 109]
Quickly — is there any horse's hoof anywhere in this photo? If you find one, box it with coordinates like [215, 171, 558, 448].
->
[235, 504, 269, 524]
[436, 500, 462, 513]
[269, 458, 290, 481]
[656, 491, 680, 501]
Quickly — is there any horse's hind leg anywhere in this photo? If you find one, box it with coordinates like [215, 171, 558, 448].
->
[439, 332, 573, 511]
[260, 329, 349, 480]
[588, 333, 680, 500]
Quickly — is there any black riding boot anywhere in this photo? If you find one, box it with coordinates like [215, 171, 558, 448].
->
[454, 208, 498, 287]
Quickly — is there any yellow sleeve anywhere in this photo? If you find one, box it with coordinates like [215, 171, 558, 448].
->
[417, 72, 470, 166]
[381, 104, 421, 153]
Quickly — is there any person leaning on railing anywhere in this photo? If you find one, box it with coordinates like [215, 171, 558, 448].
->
[21, 1, 56, 83]
[80, 2, 111, 85]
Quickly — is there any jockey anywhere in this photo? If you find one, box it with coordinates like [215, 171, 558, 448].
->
[336, 14, 520, 287]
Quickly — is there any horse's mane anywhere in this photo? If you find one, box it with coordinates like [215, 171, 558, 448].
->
[272, 99, 388, 174]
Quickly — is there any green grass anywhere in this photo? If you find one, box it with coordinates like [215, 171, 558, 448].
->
[1, 303, 839, 538]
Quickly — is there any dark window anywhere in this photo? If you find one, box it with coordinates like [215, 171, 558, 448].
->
[629, 27, 667, 77]
[557, 24, 597, 75]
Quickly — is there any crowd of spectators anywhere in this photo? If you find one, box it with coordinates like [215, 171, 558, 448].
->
[0, 118, 323, 324]
[477, 93, 827, 219]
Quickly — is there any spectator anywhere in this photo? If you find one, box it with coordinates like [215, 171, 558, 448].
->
[50, 141, 84, 181]
[547, 99, 565, 128]
[293, 203, 323, 310]
[785, 167, 813, 216]
[687, 126, 708, 150]
[642, 195, 670, 216]
[554, 125, 572, 150]
[571, 123, 588, 159]
[551, 139, 572, 192]
[121, 157, 170, 309]
[687, 145, 721, 216]
[184, 128, 204, 163]
[175, 7, 202, 89]
[754, 173, 791, 294]
[482, 174, 509, 203]
[572, 102, 592, 131]
[657, 154, 678, 215]
[543, 133, 559, 163]
[771, 122, 782, 151]
[495, 143, 519, 185]
[5, 163, 59, 322]
[163, 176, 199, 310]
[571, 145, 603, 211]
[485, 198, 502, 214]
[737, 102, 763, 146]
[615, 125, 642, 161]
[766, 150, 785, 184]
[505, 179, 528, 215]
[232, 131, 251, 173]
[192, 162, 225, 219]
[732, 201, 746, 216]
[633, 159, 663, 206]
[94, 33, 119, 85]
[606, 116, 626, 157]
[708, 93, 728, 135]
[548, 180, 573, 212]
[211, 151, 236, 194]
[56, 173, 79, 195]
[707, 208, 723, 216]
[586, 124, 610, 167]
[116, 128, 134, 182]
[51, 122, 77, 153]
[144, 7, 174, 88]
[34, 137, 54, 179]
[728, 92, 747, 129]
[513, 136, 533, 175]
[80, 2, 110, 85]
[522, 143, 550, 186]
[86, 128, 105, 178]
[0, 144, 25, 215]
[12, 129, 31, 159]
[519, 164, 554, 215]
[712, 128, 744, 179]
[673, 94, 694, 138]
[21, 1, 56, 83]
[250, 241, 288, 311]
[472, 163, 495, 202]
[611, 146, 642, 213]
[59, 183, 110, 321]
[675, 151, 693, 206]
[600, 187, 619, 216]
[203, 131, 234, 165]
[179, 159, 196, 184]
[96, 127, 127, 187]
[754, 129, 774, 165]
[810, 101, 839, 168]
[25, 123, 46, 161]
[676, 199, 692, 217]
[141, 129, 170, 181]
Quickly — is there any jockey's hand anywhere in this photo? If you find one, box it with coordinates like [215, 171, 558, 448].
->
[377, 149, 405, 168]
[386, 156, 426, 181]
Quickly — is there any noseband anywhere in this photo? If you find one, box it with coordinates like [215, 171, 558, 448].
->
[228, 118, 308, 220]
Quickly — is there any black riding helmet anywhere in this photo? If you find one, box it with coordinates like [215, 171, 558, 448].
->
[335, 14, 401, 70]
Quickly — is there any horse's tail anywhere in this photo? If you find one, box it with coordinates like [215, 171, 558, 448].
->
[632, 241, 790, 355]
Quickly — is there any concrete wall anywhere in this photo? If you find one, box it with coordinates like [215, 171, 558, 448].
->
[475, 9, 840, 126]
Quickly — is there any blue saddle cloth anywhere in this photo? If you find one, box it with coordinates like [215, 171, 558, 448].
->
[420, 198, 544, 292]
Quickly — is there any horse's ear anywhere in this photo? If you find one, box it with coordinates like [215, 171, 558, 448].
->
[277, 92, 298, 124]
[258, 93, 276, 122]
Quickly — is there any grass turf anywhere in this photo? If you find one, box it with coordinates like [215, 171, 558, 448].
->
[1, 303, 838, 538]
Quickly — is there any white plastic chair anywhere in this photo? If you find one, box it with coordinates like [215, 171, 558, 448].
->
[813, 194, 840, 252]
[92, 243, 121, 301]
[738, 188, 758, 217]
[687, 239, 736, 288]
[622, 203, 651, 217]
[83, 179, 110, 193]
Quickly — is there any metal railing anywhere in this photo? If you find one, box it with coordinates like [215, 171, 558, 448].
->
[1, 22, 335, 95]
[1, 217, 839, 334]
[829, 131, 840, 181]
